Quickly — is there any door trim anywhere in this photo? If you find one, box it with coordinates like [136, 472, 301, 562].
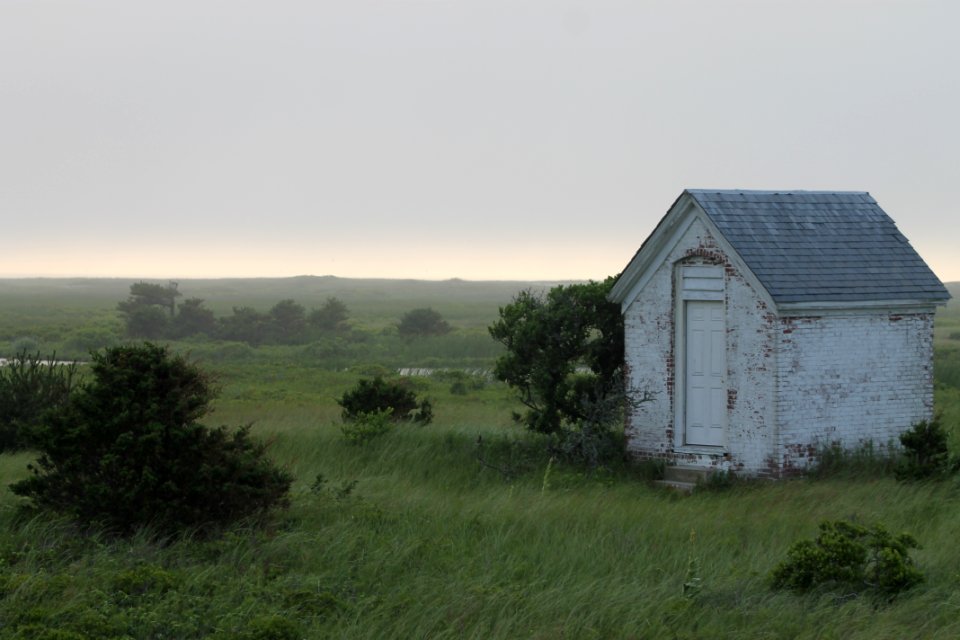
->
[673, 264, 727, 451]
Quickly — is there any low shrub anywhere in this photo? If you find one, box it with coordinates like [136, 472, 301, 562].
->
[341, 408, 394, 444]
[11, 343, 292, 537]
[436, 370, 487, 395]
[337, 376, 432, 425]
[549, 418, 624, 470]
[896, 415, 956, 480]
[546, 375, 633, 470]
[771, 519, 923, 598]
[398, 307, 451, 337]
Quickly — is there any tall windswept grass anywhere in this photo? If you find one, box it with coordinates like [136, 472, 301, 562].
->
[3, 393, 960, 638]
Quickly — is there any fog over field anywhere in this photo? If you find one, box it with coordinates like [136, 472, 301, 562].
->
[2, 1, 958, 281]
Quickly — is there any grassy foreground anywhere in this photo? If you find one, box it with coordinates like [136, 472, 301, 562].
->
[1, 375, 960, 639]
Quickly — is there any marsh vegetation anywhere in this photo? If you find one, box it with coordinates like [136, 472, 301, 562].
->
[0, 277, 958, 638]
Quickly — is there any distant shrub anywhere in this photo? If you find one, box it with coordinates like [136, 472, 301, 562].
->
[63, 326, 119, 355]
[347, 364, 393, 378]
[0, 350, 78, 452]
[433, 369, 487, 395]
[308, 296, 350, 333]
[771, 519, 923, 598]
[398, 307, 451, 337]
[896, 416, 956, 480]
[11, 343, 292, 537]
[267, 299, 307, 344]
[337, 376, 433, 425]
[123, 305, 170, 339]
[11, 336, 40, 354]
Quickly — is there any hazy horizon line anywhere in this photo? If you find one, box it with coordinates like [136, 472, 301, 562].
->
[0, 273, 593, 284]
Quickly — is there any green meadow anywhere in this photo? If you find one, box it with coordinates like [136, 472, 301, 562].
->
[1, 278, 959, 639]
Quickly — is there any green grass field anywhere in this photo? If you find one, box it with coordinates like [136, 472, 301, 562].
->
[1, 278, 959, 638]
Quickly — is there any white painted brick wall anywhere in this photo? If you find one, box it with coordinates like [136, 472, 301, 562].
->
[624, 219, 778, 475]
[776, 312, 935, 473]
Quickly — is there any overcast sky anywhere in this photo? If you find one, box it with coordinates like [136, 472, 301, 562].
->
[2, 0, 958, 281]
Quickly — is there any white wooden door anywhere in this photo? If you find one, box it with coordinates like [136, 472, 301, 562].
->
[684, 300, 726, 446]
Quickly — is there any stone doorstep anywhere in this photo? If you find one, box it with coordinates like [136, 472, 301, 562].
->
[664, 464, 714, 484]
[655, 464, 715, 494]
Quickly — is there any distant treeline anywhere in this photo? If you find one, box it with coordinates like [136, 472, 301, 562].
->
[118, 281, 451, 346]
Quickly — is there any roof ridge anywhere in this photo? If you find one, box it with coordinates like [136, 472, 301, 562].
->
[686, 188, 870, 196]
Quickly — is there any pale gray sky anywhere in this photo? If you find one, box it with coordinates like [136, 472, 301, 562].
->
[2, 0, 958, 281]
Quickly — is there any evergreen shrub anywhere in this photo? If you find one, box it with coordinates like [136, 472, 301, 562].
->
[0, 350, 78, 452]
[896, 415, 956, 480]
[337, 376, 433, 425]
[771, 519, 923, 598]
[397, 307, 450, 337]
[11, 343, 292, 536]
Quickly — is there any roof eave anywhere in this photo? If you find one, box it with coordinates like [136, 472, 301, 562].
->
[608, 191, 697, 305]
[609, 190, 777, 311]
[776, 298, 946, 315]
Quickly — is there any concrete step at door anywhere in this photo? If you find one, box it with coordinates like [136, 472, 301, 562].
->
[664, 464, 713, 484]
[655, 465, 714, 493]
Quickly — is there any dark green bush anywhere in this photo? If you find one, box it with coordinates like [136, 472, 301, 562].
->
[337, 376, 433, 425]
[489, 278, 624, 436]
[11, 343, 292, 537]
[547, 371, 634, 469]
[0, 350, 78, 452]
[896, 416, 955, 480]
[397, 307, 450, 337]
[771, 519, 923, 598]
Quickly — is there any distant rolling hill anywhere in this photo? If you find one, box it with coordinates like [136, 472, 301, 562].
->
[0, 275, 582, 329]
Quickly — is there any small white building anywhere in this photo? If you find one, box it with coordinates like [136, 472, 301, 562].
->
[609, 190, 950, 477]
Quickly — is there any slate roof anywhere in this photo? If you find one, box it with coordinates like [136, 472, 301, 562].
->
[686, 189, 950, 304]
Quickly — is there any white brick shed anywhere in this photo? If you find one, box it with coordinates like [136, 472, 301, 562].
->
[609, 190, 951, 477]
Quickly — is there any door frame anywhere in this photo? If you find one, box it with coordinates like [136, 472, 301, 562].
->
[673, 263, 727, 452]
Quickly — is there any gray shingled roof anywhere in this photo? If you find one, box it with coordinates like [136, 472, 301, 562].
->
[686, 189, 950, 304]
